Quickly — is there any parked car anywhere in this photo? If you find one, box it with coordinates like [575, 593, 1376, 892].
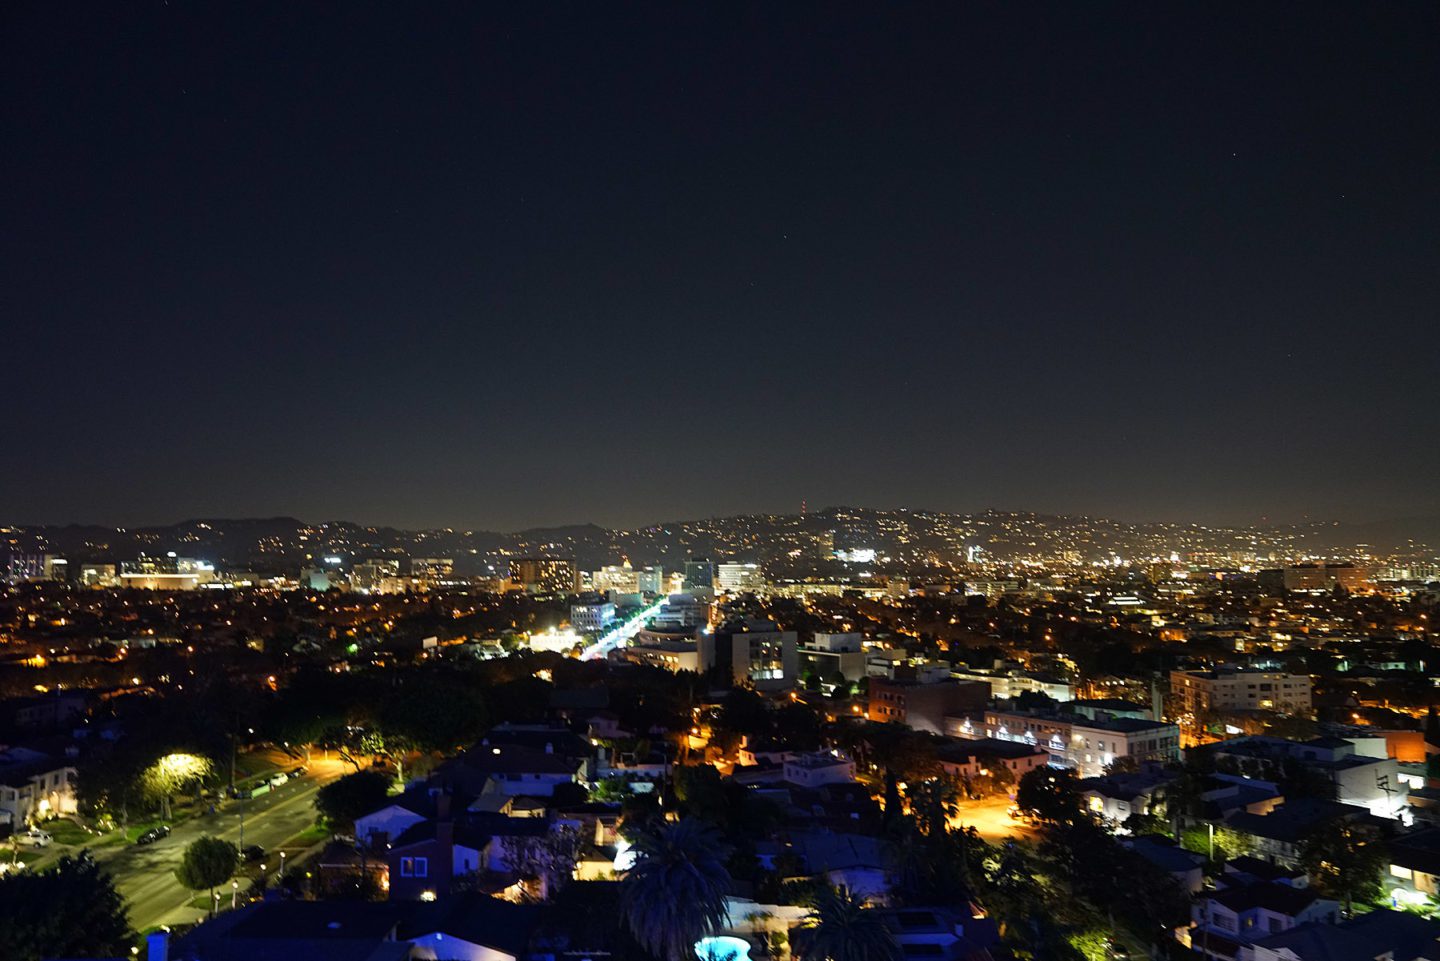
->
[242, 844, 265, 862]
[286, 766, 307, 779]
[136, 824, 171, 845]
[268, 773, 289, 788]
[15, 827, 52, 848]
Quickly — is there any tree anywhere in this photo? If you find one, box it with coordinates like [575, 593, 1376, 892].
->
[0, 854, 131, 961]
[502, 825, 583, 900]
[1301, 822, 1385, 916]
[176, 836, 239, 916]
[793, 886, 902, 961]
[139, 752, 214, 821]
[621, 818, 734, 961]
[315, 768, 393, 832]
[1015, 766, 1086, 825]
[905, 776, 960, 838]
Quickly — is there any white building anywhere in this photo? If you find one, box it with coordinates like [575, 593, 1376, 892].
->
[1171, 669, 1313, 716]
[962, 709, 1181, 778]
[783, 752, 856, 788]
[0, 746, 78, 828]
[716, 563, 765, 593]
[570, 600, 616, 633]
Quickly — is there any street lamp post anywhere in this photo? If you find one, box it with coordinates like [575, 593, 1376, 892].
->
[231, 878, 238, 909]
[279, 850, 286, 882]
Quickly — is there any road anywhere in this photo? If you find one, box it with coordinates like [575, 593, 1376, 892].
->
[580, 598, 668, 659]
[91, 759, 346, 930]
[950, 795, 1037, 843]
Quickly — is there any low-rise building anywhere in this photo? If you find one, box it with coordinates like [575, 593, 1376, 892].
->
[958, 709, 1181, 778]
[783, 752, 857, 788]
[868, 678, 988, 735]
[1171, 668, 1313, 717]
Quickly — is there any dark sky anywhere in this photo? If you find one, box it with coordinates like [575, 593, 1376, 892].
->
[3, 3, 1437, 532]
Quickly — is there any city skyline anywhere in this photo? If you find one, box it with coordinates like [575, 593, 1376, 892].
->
[4, 4, 1438, 530]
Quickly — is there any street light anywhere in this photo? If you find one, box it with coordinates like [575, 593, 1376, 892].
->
[279, 851, 286, 882]
[231, 878, 238, 909]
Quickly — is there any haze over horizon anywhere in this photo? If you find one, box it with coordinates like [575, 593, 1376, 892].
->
[4, 4, 1437, 531]
[9, 500, 1440, 538]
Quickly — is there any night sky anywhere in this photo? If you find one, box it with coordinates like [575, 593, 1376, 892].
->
[3, 3, 1437, 531]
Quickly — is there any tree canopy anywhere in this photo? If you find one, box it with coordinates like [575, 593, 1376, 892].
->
[315, 768, 394, 831]
[176, 836, 240, 913]
[0, 855, 131, 961]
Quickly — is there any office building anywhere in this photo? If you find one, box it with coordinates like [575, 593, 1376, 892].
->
[702, 619, 798, 691]
[509, 558, 578, 594]
[570, 599, 616, 633]
[716, 562, 765, 593]
[353, 559, 402, 592]
[118, 554, 215, 590]
[1171, 669, 1313, 717]
[799, 633, 867, 684]
[410, 558, 455, 585]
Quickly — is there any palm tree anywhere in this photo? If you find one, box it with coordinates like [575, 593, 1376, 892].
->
[621, 817, 734, 961]
[793, 886, 901, 961]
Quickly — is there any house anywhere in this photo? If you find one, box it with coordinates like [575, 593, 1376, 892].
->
[400, 894, 542, 961]
[1125, 835, 1206, 893]
[1189, 882, 1340, 961]
[1220, 856, 1307, 889]
[758, 831, 891, 902]
[1243, 908, 1440, 961]
[1386, 826, 1440, 904]
[782, 752, 856, 788]
[166, 894, 543, 961]
[1221, 798, 1377, 868]
[386, 805, 553, 900]
[871, 905, 1001, 961]
[0, 744, 78, 829]
[171, 899, 413, 961]
[355, 788, 452, 849]
[1079, 766, 1178, 824]
[1211, 735, 1405, 820]
[434, 744, 586, 798]
[936, 738, 1049, 784]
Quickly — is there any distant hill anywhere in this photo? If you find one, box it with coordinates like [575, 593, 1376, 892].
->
[2, 506, 1434, 574]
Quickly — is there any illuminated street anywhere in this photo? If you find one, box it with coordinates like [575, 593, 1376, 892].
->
[581, 598, 668, 660]
[950, 795, 1037, 844]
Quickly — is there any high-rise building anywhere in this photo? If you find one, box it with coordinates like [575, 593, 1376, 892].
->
[716, 562, 764, 593]
[593, 560, 639, 594]
[636, 566, 665, 595]
[683, 558, 716, 592]
[353, 559, 402, 592]
[410, 557, 454, 579]
[509, 557, 578, 594]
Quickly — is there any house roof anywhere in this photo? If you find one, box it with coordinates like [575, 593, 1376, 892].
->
[397, 893, 542, 957]
[1127, 836, 1204, 874]
[390, 814, 551, 851]
[1223, 855, 1305, 883]
[1341, 908, 1440, 961]
[1246, 922, 1377, 961]
[1206, 881, 1323, 917]
[174, 901, 413, 961]
[1388, 827, 1440, 877]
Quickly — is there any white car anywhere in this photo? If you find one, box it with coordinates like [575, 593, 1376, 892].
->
[268, 773, 289, 788]
[15, 827, 52, 848]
